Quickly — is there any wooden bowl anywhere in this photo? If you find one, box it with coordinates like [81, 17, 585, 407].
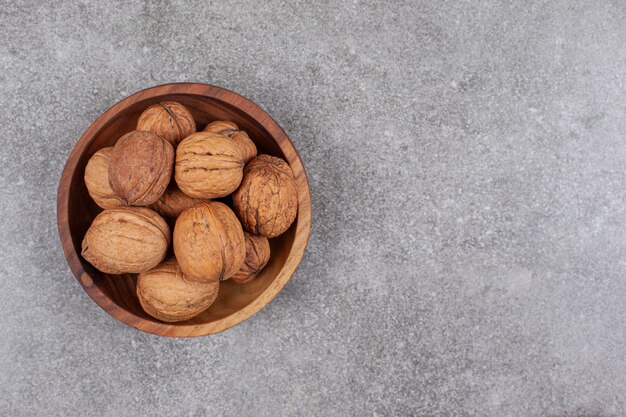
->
[57, 83, 311, 337]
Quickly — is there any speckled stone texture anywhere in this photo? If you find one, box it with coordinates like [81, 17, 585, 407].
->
[0, 1, 624, 416]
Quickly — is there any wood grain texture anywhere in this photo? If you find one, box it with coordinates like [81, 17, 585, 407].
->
[57, 83, 312, 337]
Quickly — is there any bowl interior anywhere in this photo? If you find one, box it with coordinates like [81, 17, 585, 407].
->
[65, 91, 301, 332]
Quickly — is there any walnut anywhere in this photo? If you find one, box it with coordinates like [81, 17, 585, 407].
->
[149, 183, 206, 219]
[109, 130, 174, 206]
[137, 258, 219, 322]
[232, 154, 298, 238]
[81, 207, 170, 274]
[203, 120, 257, 163]
[203, 120, 239, 136]
[230, 232, 270, 284]
[84, 147, 124, 209]
[137, 101, 196, 146]
[173, 201, 245, 282]
[174, 132, 244, 199]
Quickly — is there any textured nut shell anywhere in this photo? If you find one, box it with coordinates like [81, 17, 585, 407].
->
[203, 120, 257, 163]
[81, 207, 170, 274]
[109, 130, 174, 206]
[230, 233, 270, 284]
[84, 147, 124, 209]
[173, 201, 245, 282]
[149, 184, 206, 219]
[137, 258, 219, 322]
[232, 154, 298, 238]
[203, 120, 240, 136]
[137, 101, 196, 146]
[174, 132, 244, 199]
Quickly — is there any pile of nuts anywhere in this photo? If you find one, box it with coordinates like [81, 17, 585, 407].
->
[81, 102, 298, 322]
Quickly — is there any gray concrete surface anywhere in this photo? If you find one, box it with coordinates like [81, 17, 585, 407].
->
[0, 1, 625, 416]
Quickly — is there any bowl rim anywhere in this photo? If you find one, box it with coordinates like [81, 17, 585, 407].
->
[57, 82, 312, 337]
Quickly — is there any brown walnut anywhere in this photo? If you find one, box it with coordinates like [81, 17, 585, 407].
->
[109, 130, 174, 206]
[230, 232, 270, 284]
[174, 132, 244, 199]
[203, 120, 257, 163]
[203, 120, 239, 136]
[137, 258, 219, 322]
[232, 154, 298, 238]
[149, 183, 206, 219]
[81, 207, 170, 274]
[173, 201, 245, 282]
[84, 147, 124, 209]
[137, 101, 196, 146]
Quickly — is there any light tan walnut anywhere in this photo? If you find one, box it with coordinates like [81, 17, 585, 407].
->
[81, 207, 170, 274]
[137, 258, 219, 322]
[149, 183, 206, 219]
[203, 120, 257, 163]
[232, 154, 298, 238]
[109, 130, 174, 206]
[230, 232, 270, 284]
[173, 201, 245, 282]
[137, 101, 196, 146]
[84, 147, 124, 209]
[174, 132, 244, 199]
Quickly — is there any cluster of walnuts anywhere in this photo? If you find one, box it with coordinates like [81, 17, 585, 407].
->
[81, 101, 298, 322]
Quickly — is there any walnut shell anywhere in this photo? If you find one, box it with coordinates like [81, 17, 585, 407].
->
[109, 130, 174, 206]
[137, 258, 219, 322]
[203, 120, 239, 136]
[203, 120, 257, 163]
[232, 154, 298, 238]
[149, 183, 207, 219]
[174, 132, 244, 199]
[137, 101, 196, 146]
[84, 147, 124, 209]
[81, 207, 170, 274]
[230, 232, 270, 284]
[173, 201, 245, 282]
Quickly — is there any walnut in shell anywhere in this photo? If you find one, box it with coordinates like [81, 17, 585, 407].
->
[173, 201, 245, 282]
[149, 183, 206, 219]
[232, 154, 298, 238]
[203, 120, 257, 163]
[81, 207, 170, 274]
[174, 132, 244, 199]
[137, 101, 196, 146]
[84, 147, 123, 209]
[137, 258, 219, 322]
[109, 130, 174, 206]
[230, 232, 270, 284]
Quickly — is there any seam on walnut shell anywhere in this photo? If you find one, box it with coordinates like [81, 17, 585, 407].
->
[136, 138, 171, 205]
[159, 102, 183, 140]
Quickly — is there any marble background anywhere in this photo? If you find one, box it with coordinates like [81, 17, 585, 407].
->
[0, 1, 624, 416]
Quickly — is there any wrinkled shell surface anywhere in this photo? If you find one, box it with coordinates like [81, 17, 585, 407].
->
[137, 258, 219, 322]
[109, 130, 174, 206]
[203, 120, 240, 136]
[231, 232, 271, 284]
[203, 120, 257, 163]
[84, 147, 124, 209]
[81, 207, 170, 274]
[137, 101, 196, 146]
[173, 201, 245, 282]
[232, 154, 298, 238]
[149, 184, 206, 219]
[174, 132, 244, 199]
